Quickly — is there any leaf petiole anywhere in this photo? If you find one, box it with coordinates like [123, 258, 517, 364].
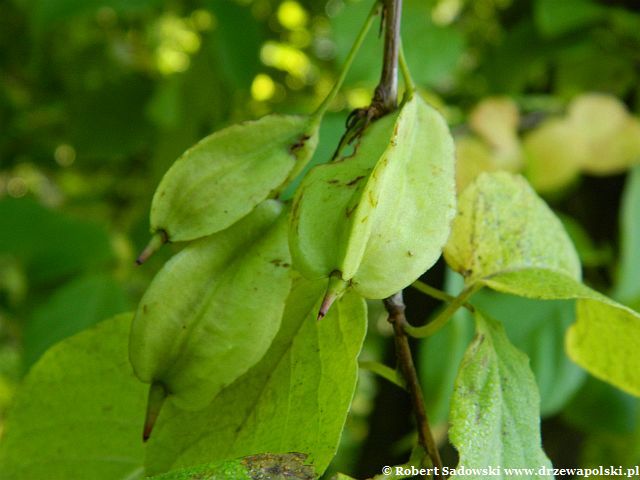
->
[359, 360, 406, 390]
[398, 45, 416, 94]
[411, 280, 456, 303]
[404, 284, 482, 338]
[312, 0, 382, 122]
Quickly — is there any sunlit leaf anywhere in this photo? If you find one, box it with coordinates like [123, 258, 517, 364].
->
[145, 278, 367, 476]
[444, 171, 581, 285]
[0, 314, 146, 480]
[450, 311, 552, 478]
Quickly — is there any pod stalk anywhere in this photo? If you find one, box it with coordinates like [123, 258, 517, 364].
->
[317, 273, 348, 321]
[143, 382, 168, 442]
[311, 1, 381, 121]
[136, 230, 168, 265]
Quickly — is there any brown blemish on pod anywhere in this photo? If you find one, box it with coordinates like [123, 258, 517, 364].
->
[345, 175, 365, 187]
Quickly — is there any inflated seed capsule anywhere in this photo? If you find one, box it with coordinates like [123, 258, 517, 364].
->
[136, 115, 319, 263]
[130, 200, 292, 440]
[290, 93, 456, 316]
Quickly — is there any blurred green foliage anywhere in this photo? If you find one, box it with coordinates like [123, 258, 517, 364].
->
[1, 0, 640, 477]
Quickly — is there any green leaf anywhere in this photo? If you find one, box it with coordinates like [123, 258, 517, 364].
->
[145, 278, 367, 476]
[0, 313, 146, 480]
[449, 312, 552, 478]
[444, 172, 581, 285]
[470, 290, 585, 416]
[480, 269, 640, 398]
[402, 0, 465, 87]
[208, 1, 264, 89]
[0, 197, 114, 283]
[29, 0, 162, 28]
[69, 77, 153, 161]
[131, 200, 292, 411]
[614, 166, 640, 307]
[149, 453, 315, 480]
[24, 273, 129, 369]
[563, 376, 639, 435]
[534, 0, 607, 37]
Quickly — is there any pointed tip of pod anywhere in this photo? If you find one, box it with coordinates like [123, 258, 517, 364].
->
[317, 273, 348, 321]
[143, 382, 168, 442]
[136, 231, 168, 266]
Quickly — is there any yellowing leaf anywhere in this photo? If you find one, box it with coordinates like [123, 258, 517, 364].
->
[450, 311, 552, 478]
[444, 172, 581, 285]
[469, 97, 520, 154]
[454, 136, 500, 193]
[523, 118, 584, 193]
[567, 93, 628, 145]
[566, 93, 640, 175]
[580, 117, 640, 175]
[468, 97, 523, 172]
[444, 172, 640, 397]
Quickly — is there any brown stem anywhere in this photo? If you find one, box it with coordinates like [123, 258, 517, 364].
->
[384, 292, 444, 480]
[374, 0, 402, 113]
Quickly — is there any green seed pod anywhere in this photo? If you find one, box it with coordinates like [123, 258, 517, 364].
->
[290, 93, 456, 312]
[137, 115, 319, 262]
[130, 200, 292, 438]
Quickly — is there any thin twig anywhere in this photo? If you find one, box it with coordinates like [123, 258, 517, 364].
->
[374, 0, 402, 111]
[384, 292, 444, 480]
